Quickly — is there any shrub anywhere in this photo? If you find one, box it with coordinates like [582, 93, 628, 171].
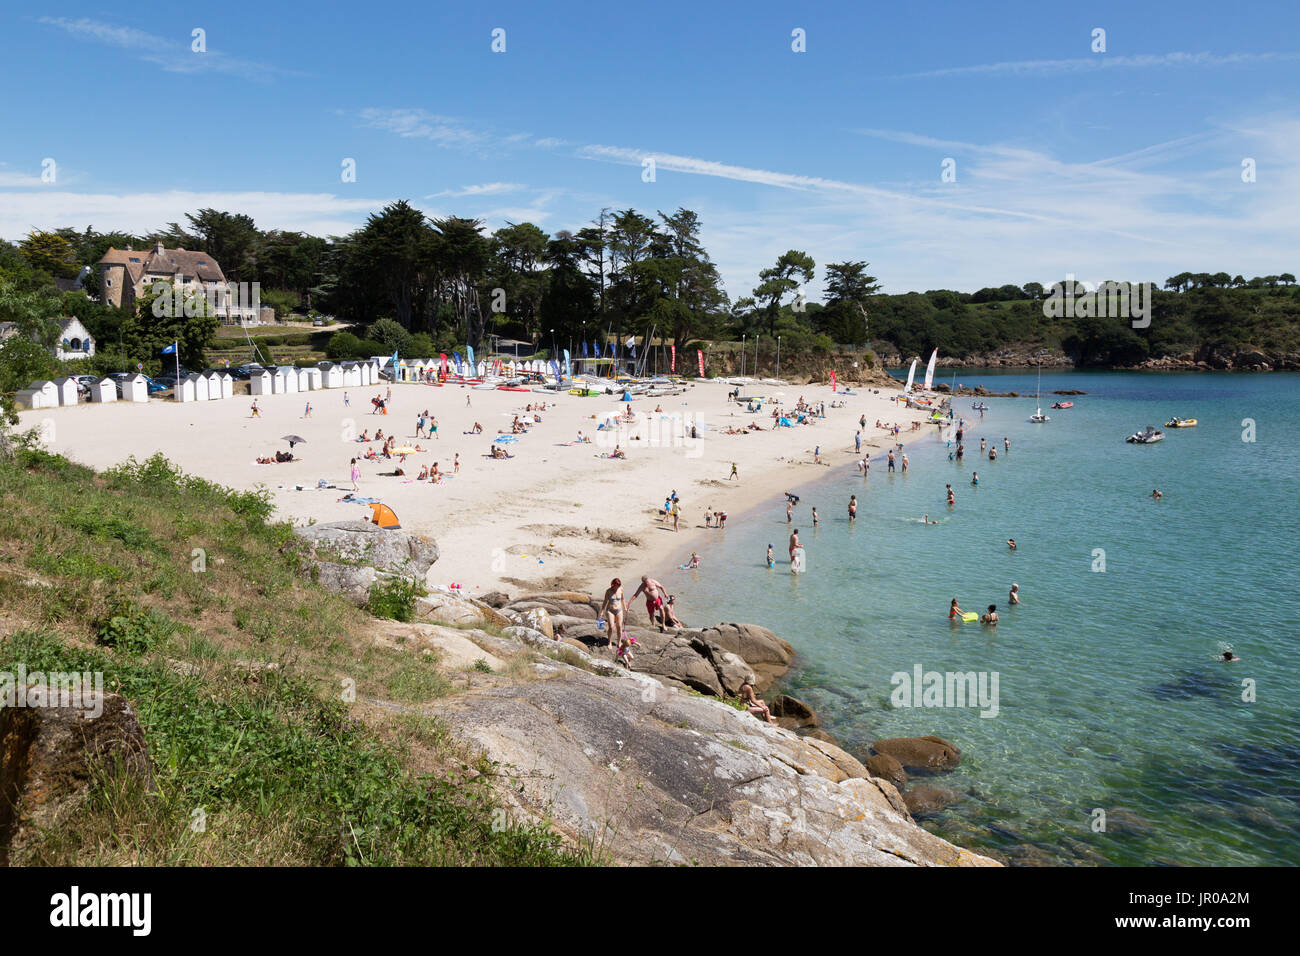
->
[366, 574, 425, 622]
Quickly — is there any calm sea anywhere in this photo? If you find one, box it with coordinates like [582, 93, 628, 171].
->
[672, 370, 1300, 865]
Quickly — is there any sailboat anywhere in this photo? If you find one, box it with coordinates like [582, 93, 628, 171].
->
[922, 348, 938, 391]
[904, 358, 918, 395]
[1030, 364, 1050, 423]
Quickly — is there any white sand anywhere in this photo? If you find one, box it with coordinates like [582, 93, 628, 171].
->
[22, 379, 934, 598]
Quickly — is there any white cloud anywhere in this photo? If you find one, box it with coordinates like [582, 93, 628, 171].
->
[0, 189, 392, 242]
[38, 16, 293, 79]
[427, 183, 527, 198]
[891, 51, 1300, 80]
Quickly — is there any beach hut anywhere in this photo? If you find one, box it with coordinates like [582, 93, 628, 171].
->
[176, 375, 196, 403]
[205, 371, 225, 400]
[361, 362, 375, 386]
[297, 367, 314, 391]
[305, 367, 323, 390]
[249, 369, 273, 396]
[279, 367, 299, 394]
[321, 363, 343, 389]
[216, 372, 234, 400]
[52, 377, 80, 406]
[342, 363, 362, 388]
[122, 373, 149, 403]
[16, 380, 58, 409]
[269, 367, 288, 394]
[192, 372, 212, 401]
[90, 378, 117, 403]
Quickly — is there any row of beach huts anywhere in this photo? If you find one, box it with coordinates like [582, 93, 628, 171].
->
[15, 359, 388, 410]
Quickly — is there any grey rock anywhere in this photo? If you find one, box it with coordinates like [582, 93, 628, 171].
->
[312, 561, 377, 604]
[295, 520, 440, 576]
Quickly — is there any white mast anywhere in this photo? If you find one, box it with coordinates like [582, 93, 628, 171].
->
[904, 358, 918, 394]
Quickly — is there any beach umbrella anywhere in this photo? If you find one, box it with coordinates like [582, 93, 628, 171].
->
[281, 435, 307, 444]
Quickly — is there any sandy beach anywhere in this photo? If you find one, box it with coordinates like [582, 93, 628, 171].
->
[21, 377, 934, 599]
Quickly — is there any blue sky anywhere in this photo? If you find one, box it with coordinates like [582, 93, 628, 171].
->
[2, 0, 1298, 299]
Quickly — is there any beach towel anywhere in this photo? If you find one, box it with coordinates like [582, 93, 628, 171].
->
[493, 435, 518, 443]
[339, 494, 381, 504]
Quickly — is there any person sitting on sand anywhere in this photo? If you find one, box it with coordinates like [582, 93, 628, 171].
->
[740, 681, 775, 723]
[358, 430, 370, 442]
[685, 552, 700, 569]
[980, 604, 999, 625]
[611, 445, 627, 459]
[417, 465, 429, 480]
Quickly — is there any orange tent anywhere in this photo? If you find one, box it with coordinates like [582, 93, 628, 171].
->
[369, 503, 401, 529]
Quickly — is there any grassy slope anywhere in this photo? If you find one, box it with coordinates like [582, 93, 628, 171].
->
[0, 450, 585, 866]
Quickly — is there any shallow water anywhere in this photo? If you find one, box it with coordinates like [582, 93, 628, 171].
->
[671, 370, 1300, 865]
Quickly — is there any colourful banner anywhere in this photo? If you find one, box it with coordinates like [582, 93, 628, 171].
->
[671, 344, 676, 373]
[439, 353, 447, 376]
[830, 369, 837, 392]
[696, 349, 705, 378]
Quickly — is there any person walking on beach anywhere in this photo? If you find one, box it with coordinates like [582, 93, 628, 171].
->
[350, 457, 360, 491]
[344, 391, 350, 407]
[415, 415, 426, 439]
[848, 495, 857, 520]
[598, 578, 629, 661]
[453, 453, 460, 474]
[630, 575, 668, 631]
[855, 430, 862, 453]
[303, 402, 313, 418]
[814, 445, 821, 464]
[466, 394, 472, 407]
[729, 461, 738, 480]
[431, 417, 439, 440]
[766, 543, 775, 568]
[250, 399, 261, 418]
[671, 498, 680, 532]
[386, 386, 392, 406]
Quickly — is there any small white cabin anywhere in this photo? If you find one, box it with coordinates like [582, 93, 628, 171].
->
[122, 374, 149, 403]
[90, 378, 117, 403]
[52, 377, 80, 406]
[249, 370, 273, 396]
[16, 380, 58, 409]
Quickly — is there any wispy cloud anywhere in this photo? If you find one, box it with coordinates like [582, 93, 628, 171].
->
[427, 183, 527, 198]
[891, 50, 1300, 80]
[38, 17, 294, 80]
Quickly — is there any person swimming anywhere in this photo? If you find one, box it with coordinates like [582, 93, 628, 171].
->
[1151, 489, 1163, 500]
[1007, 538, 1017, 550]
[971, 472, 979, 485]
[949, 597, 964, 621]
[980, 604, 999, 625]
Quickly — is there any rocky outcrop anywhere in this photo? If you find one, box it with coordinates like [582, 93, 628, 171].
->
[416, 587, 513, 629]
[425, 667, 997, 866]
[864, 753, 908, 789]
[0, 692, 153, 864]
[295, 520, 440, 576]
[872, 736, 962, 772]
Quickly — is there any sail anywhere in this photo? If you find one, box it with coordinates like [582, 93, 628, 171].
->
[904, 358, 918, 393]
[923, 349, 938, 390]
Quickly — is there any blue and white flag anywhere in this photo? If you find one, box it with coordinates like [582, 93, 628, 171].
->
[550, 359, 562, 381]
[161, 342, 177, 355]
[391, 348, 399, 370]
[452, 351, 463, 374]
[563, 349, 571, 377]
[466, 345, 475, 371]
[581, 340, 588, 357]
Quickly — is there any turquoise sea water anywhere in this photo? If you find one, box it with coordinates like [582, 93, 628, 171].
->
[670, 371, 1300, 866]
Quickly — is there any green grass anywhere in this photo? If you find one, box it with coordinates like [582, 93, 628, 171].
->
[0, 449, 586, 866]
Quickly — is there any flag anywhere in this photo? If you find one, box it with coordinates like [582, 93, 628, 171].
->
[582, 340, 588, 357]
[161, 342, 177, 355]
[591, 341, 599, 359]
[563, 349, 571, 377]
[670, 344, 676, 373]
[830, 369, 837, 392]
[453, 351, 463, 374]
[439, 353, 448, 376]
[697, 349, 705, 377]
[550, 359, 562, 381]
[466, 345, 475, 373]
[391, 349, 399, 370]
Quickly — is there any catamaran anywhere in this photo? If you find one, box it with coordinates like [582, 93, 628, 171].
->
[922, 348, 937, 391]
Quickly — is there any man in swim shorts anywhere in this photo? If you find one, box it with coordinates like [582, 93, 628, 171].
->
[630, 575, 668, 630]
